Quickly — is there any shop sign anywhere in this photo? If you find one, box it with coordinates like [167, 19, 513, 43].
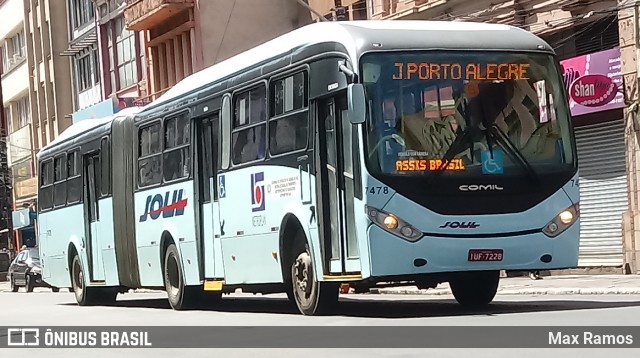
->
[561, 47, 624, 116]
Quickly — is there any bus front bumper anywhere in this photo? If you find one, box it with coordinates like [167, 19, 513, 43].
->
[366, 219, 580, 278]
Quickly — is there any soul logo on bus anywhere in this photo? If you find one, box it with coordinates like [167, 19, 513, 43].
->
[139, 189, 188, 222]
[440, 221, 480, 229]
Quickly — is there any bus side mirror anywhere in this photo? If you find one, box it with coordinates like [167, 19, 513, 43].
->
[347, 84, 366, 124]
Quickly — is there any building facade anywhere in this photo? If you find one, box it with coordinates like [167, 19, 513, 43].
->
[123, 0, 314, 104]
[308, 0, 369, 20]
[0, 56, 12, 250]
[63, 0, 101, 120]
[0, 0, 74, 250]
[63, 0, 145, 124]
[1, 0, 30, 251]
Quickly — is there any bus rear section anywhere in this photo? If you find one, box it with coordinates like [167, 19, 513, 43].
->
[348, 49, 579, 305]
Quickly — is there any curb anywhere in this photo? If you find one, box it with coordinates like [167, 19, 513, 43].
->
[370, 287, 640, 295]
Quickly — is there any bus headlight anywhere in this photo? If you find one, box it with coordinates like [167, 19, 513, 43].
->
[366, 205, 423, 242]
[542, 203, 579, 238]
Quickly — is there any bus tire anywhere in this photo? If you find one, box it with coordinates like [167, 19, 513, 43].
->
[450, 270, 500, 308]
[71, 254, 95, 306]
[290, 246, 338, 315]
[163, 243, 196, 310]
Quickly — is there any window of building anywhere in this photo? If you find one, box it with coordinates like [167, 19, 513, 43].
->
[4, 107, 12, 133]
[268, 71, 309, 155]
[115, 17, 138, 89]
[138, 122, 162, 187]
[106, 16, 139, 95]
[352, 1, 367, 20]
[72, 0, 95, 29]
[163, 114, 191, 182]
[75, 46, 99, 92]
[16, 96, 30, 128]
[1, 30, 25, 71]
[232, 85, 267, 164]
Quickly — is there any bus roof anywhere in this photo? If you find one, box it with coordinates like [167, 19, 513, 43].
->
[37, 106, 143, 158]
[147, 20, 551, 111]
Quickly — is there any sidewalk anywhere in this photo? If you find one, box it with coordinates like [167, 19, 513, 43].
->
[1, 275, 639, 295]
[368, 274, 640, 296]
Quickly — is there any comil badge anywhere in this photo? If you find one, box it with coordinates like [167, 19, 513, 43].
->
[251, 172, 265, 212]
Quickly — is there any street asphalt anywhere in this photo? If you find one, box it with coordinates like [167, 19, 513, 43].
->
[1, 283, 640, 357]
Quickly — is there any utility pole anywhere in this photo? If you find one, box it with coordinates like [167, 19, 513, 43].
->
[0, 59, 14, 251]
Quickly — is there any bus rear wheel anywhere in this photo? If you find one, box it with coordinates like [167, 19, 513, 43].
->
[71, 254, 117, 305]
[72, 255, 91, 305]
[164, 243, 197, 310]
[290, 247, 338, 315]
[449, 270, 500, 308]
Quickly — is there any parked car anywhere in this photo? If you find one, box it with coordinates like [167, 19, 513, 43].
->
[8, 247, 59, 292]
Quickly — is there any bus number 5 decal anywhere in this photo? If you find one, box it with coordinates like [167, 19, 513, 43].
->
[365, 186, 389, 195]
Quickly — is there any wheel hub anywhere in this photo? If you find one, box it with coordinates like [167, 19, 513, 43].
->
[74, 261, 84, 295]
[294, 253, 311, 295]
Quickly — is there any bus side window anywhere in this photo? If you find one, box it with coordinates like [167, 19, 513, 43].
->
[100, 138, 111, 196]
[39, 160, 54, 211]
[232, 84, 266, 165]
[163, 113, 191, 182]
[268, 71, 308, 155]
[53, 154, 67, 208]
[138, 122, 162, 187]
[67, 150, 82, 204]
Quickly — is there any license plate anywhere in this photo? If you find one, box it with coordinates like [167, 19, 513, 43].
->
[468, 249, 503, 262]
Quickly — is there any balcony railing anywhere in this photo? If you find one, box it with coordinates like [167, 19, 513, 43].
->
[124, 0, 194, 31]
[133, 87, 169, 106]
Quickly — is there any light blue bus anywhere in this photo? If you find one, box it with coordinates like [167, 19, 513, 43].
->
[37, 20, 579, 315]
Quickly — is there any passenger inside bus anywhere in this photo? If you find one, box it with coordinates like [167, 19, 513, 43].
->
[233, 125, 266, 163]
[271, 119, 297, 153]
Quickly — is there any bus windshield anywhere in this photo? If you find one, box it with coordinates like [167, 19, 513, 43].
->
[361, 51, 575, 179]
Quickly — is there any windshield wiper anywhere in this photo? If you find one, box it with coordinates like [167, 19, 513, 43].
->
[428, 91, 539, 185]
[479, 100, 538, 184]
[426, 98, 478, 184]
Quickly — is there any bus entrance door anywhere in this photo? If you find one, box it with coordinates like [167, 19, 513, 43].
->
[317, 95, 361, 275]
[195, 114, 224, 279]
[83, 153, 105, 282]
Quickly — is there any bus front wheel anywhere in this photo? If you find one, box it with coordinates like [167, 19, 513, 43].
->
[290, 247, 338, 316]
[449, 270, 500, 308]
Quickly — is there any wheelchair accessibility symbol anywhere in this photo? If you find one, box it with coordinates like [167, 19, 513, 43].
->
[481, 150, 504, 175]
[218, 175, 226, 198]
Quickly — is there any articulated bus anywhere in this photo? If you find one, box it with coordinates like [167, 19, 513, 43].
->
[37, 20, 579, 315]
